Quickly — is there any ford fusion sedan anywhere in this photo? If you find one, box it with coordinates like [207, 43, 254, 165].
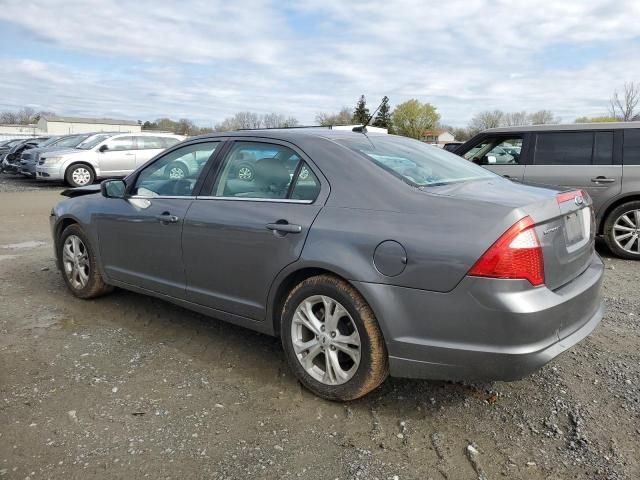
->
[37, 132, 184, 187]
[50, 130, 604, 400]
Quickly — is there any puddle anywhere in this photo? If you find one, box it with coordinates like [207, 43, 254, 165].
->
[1, 240, 48, 250]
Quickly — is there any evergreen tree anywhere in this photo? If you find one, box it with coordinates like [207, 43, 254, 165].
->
[373, 96, 391, 129]
[352, 95, 370, 125]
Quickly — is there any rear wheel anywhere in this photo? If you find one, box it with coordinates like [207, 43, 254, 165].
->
[65, 164, 94, 187]
[281, 275, 388, 401]
[166, 162, 188, 180]
[237, 163, 254, 181]
[604, 201, 640, 260]
[58, 224, 113, 298]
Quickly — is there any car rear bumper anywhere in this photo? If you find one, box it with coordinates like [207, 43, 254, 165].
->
[353, 254, 604, 381]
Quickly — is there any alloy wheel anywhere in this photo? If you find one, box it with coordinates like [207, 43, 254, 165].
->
[62, 235, 90, 289]
[613, 209, 640, 255]
[168, 166, 185, 179]
[72, 167, 91, 186]
[291, 295, 361, 385]
[238, 166, 253, 180]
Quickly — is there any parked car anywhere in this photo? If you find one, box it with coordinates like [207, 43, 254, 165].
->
[36, 133, 184, 187]
[442, 141, 463, 152]
[19, 133, 96, 178]
[0, 139, 25, 165]
[50, 130, 603, 400]
[455, 122, 640, 259]
[1, 137, 52, 174]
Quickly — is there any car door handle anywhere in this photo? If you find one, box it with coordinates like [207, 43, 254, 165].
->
[266, 222, 302, 234]
[124, 153, 135, 156]
[591, 177, 615, 184]
[156, 213, 179, 224]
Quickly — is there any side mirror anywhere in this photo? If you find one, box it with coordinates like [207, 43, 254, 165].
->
[101, 179, 126, 198]
[98, 144, 109, 152]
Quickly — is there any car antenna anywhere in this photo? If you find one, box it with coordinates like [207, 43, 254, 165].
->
[352, 96, 388, 134]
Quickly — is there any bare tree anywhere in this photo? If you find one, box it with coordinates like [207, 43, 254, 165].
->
[609, 82, 640, 121]
[468, 110, 504, 135]
[315, 108, 353, 126]
[503, 111, 529, 126]
[529, 110, 559, 125]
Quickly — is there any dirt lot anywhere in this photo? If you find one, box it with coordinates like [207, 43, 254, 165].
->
[0, 175, 638, 480]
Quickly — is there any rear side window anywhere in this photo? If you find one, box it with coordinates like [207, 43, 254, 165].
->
[593, 131, 613, 165]
[623, 129, 640, 165]
[534, 132, 593, 165]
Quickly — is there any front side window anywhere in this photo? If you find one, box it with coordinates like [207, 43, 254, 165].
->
[132, 142, 220, 197]
[463, 137, 523, 165]
[106, 136, 136, 151]
[534, 132, 593, 165]
[623, 129, 640, 165]
[212, 142, 307, 199]
[137, 136, 165, 150]
[593, 131, 613, 165]
[78, 134, 113, 150]
[338, 136, 495, 187]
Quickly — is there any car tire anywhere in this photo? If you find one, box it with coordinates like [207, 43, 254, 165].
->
[166, 162, 188, 180]
[237, 163, 255, 181]
[281, 274, 389, 401]
[58, 224, 113, 299]
[65, 163, 95, 187]
[604, 201, 640, 260]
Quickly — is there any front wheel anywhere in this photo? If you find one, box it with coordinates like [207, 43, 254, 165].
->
[281, 275, 389, 401]
[65, 164, 95, 187]
[58, 224, 113, 299]
[604, 201, 640, 260]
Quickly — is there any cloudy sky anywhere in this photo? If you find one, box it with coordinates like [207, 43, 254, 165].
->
[1, 0, 639, 127]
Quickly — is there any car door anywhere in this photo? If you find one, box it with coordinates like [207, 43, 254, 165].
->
[182, 139, 326, 320]
[98, 136, 138, 176]
[461, 134, 527, 182]
[523, 130, 622, 215]
[96, 141, 222, 297]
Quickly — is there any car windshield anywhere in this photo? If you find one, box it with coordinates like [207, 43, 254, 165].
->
[53, 135, 88, 148]
[77, 134, 113, 150]
[336, 135, 496, 187]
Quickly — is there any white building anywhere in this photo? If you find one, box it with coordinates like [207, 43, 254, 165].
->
[37, 116, 141, 135]
[422, 129, 455, 145]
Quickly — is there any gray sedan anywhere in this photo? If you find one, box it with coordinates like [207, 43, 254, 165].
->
[50, 130, 604, 400]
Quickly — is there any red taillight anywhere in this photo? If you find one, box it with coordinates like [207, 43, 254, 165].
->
[556, 190, 586, 205]
[469, 216, 545, 286]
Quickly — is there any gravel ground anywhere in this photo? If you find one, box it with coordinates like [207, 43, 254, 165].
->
[0, 175, 639, 480]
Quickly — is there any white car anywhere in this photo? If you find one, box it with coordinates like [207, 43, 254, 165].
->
[36, 132, 184, 187]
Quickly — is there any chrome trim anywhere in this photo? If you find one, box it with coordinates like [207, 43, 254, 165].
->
[195, 196, 313, 204]
[128, 195, 197, 200]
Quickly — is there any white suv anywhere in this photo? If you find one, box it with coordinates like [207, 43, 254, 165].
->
[36, 132, 185, 187]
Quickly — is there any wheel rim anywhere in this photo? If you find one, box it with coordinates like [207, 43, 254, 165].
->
[613, 209, 640, 255]
[168, 166, 185, 179]
[62, 235, 90, 289]
[291, 295, 361, 386]
[238, 166, 253, 180]
[72, 167, 91, 186]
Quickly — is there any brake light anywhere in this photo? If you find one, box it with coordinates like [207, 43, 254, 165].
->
[556, 190, 586, 205]
[469, 216, 545, 286]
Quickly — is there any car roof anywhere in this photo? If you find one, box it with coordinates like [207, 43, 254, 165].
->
[188, 128, 389, 144]
[484, 121, 640, 133]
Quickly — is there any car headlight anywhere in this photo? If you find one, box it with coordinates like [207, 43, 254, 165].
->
[41, 156, 64, 165]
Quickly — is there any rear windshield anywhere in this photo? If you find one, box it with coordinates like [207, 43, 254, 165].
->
[336, 136, 495, 187]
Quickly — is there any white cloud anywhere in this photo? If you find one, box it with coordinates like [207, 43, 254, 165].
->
[0, 0, 639, 125]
